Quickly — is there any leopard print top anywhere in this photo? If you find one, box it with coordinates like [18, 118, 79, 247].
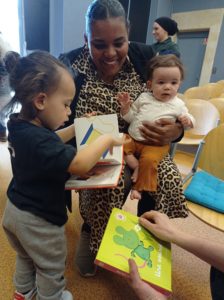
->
[71, 47, 188, 253]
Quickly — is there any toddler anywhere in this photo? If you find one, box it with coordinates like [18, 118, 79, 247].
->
[2, 51, 124, 300]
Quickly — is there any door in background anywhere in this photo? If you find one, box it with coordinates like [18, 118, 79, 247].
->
[24, 0, 49, 52]
[177, 31, 208, 93]
[119, 0, 151, 43]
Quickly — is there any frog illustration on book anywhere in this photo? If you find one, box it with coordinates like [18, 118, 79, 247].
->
[113, 225, 154, 268]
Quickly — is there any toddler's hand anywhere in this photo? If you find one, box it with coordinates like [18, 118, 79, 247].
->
[109, 134, 130, 155]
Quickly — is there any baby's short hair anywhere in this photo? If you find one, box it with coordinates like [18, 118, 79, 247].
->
[147, 54, 184, 80]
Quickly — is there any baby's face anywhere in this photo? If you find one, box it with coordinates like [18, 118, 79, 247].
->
[148, 66, 181, 102]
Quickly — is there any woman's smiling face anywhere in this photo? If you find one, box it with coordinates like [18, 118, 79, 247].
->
[85, 17, 129, 84]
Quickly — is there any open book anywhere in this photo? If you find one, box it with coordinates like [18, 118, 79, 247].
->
[95, 208, 172, 296]
[65, 114, 124, 190]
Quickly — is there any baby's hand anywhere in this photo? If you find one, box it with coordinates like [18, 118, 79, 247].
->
[178, 115, 193, 128]
[117, 92, 132, 115]
[117, 92, 131, 105]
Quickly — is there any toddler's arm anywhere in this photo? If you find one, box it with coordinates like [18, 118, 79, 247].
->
[56, 125, 75, 143]
[56, 112, 98, 143]
[68, 134, 125, 176]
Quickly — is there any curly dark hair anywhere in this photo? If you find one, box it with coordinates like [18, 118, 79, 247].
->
[1, 51, 71, 120]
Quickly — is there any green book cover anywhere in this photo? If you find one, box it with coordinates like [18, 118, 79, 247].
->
[95, 208, 172, 295]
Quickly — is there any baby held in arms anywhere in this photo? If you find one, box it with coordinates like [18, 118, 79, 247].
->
[118, 54, 195, 200]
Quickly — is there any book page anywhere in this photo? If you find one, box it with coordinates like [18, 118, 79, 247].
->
[65, 164, 123, 190]
[74, 114, 122, 164]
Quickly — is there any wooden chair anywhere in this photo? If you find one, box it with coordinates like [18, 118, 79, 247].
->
[184, 84, 212, 100]
[209, 98, 224, 124]
[170, 99, 220, 160]
[183, 124, 224, 231]
[184, 82, 224, 100]
[214, 80, 224, 97]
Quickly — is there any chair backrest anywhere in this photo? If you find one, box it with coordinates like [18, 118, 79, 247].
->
[184, 82, 224, 100]
[198, 124, 224, 180]
[209, 98, 224, 124]
[184, 86, 210, 100]
[211, 81, 224, 98]
[185, 98, 220, 135]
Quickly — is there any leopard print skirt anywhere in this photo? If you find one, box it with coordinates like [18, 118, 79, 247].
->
[79, 155, 188, 254]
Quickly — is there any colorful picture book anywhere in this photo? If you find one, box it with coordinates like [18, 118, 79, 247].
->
[95, 208, 172, 296]
[65, 114, 124, 190]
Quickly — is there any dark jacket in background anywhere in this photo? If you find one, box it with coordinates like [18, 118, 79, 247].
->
[151, 37, 180, 57]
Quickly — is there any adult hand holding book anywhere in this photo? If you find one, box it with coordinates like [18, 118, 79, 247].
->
[128, 210, 224, 300]
[128, 258, 167, 300]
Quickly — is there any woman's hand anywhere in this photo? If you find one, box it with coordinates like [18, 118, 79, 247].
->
[139, 211, 179, 244]
[139, 118, 183, 146]
[128, 259, 168, 300]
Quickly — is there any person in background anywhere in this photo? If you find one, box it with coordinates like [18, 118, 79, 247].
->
[128, 211, 224, 300]
[0, 33, 13, 142]
[151, 16, 180, 57]
[1, 50, 124, 300]
[59, 0, 185, 278]
[0, 60, 10, 141]
[118, 54, 194, 201]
